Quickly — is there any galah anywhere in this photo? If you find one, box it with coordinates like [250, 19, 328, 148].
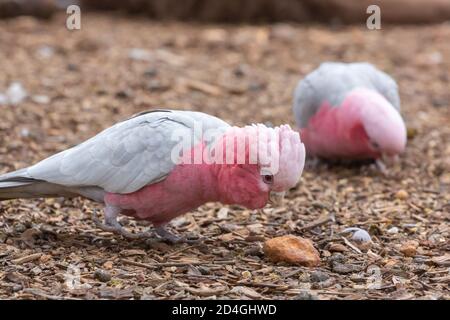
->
[0, 110, 305, 243]
[293, 62, 406, 164]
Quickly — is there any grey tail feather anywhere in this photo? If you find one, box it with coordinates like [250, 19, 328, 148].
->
[0, 169, 74, 200]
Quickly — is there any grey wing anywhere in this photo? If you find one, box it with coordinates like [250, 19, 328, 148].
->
[293, 77, 322, 128]
[350, 62, 401, 111]
[25, 111, 199, 194]
[293, 62, 348, 128]
[369, 68, 401, 112]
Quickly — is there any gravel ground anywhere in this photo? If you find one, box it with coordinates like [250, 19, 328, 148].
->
[0, 13, 449, 300]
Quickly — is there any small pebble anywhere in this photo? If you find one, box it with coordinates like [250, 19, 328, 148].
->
[94, 269, 112, 282]
[248, 82, 265, 91]
[233, 65, 246, 77]
[328, 243, 348, 252]
[12, 284, 23, 292]
[395, 189, 409, 200]
[294, 290, 319, 300]
[0, 94, 8, 105]
[244, 245, 263, 257]
[115, 90, 131, 99]
[36, 45, 54, 58]
[128, 48, 152, 61]
[14, 223, 27, 233]
[342, 227, 372, 242]
[143, 67, 158, 77]
[328, 253, 346, 264]
[310, 270, 329, 283]
[6, 82, 28, 105]
[311, 278, 335, 289]
[20, 128, 30, 137]
[32, 95, 50, 104]
[400, 241, 418, 257]
[39, 254, 52, 263]
[31, 267, 42, 275]
[387, 227, 399, 234]
[67, 63, 79, 71]
[147, 80, 169, 92]
[103, 261, 114, 269]
[407, 127, 418, 139]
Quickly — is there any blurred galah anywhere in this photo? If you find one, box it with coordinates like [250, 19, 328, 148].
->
[0, 110, 305, 243]
[293, 62, 406, 164]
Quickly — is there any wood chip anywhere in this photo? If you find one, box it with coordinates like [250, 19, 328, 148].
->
[11, 253, 43, 265]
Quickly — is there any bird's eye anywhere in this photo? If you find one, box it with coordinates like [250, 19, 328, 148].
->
[262, 174, 274, 184]
[370, 140, 380, 149]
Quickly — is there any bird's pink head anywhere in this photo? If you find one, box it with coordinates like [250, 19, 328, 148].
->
[208, 124, 306, 209]
[348, 88, 407, 157]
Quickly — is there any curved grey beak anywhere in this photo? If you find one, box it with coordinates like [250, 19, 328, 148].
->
[269, 191, 286, 206]
[376, 154, 399, 175]
[382, 153, 399, 164]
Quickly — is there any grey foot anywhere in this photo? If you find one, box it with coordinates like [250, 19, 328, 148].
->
[305, 157, 321, 170]
[92, 209, 154, 240]
[155, 226, 200, 244]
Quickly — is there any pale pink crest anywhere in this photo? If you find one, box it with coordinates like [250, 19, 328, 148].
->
[212, 123, 306, 191]
[350, 88, 407, 156]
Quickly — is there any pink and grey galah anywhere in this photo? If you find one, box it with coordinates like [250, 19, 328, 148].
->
[0, 110, 305, 243]
[293, 62, 407, 163]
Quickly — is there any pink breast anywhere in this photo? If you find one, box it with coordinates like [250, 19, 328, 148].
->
[301, 101, 378, 159]
[104, 165, 209, 226]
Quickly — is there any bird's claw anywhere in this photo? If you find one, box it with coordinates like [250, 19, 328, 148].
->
[91, 209, 199, 243]
[91, 209, 154, 240]
[375, 158, 389, 176]
[155, 226, 201, 244]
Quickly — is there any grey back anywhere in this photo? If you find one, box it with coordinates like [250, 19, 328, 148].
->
[293, 62, 400, 128]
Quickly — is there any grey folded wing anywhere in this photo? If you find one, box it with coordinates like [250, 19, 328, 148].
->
[365, 64, 401, 112]
[24, 110, 229, 194]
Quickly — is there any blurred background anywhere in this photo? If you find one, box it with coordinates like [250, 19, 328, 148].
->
[2, 0, 450, 23]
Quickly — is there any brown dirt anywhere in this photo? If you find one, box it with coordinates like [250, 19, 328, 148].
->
[0, 13, 449, 300]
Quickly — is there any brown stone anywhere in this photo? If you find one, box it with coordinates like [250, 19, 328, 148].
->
[400, 241, 418, 257]
[328, 243, 348, 253]
[395, 189, 409, 200]
[264, 235, 320, 267]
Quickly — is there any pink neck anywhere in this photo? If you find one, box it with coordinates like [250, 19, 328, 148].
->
[195, 163, 223, 202]
[175, 144, 244, 205]
[175, 135, 268, 209]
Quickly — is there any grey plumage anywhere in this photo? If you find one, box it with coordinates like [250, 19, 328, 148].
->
[293, 62, 400, 128]
[0, 110, 230, 201]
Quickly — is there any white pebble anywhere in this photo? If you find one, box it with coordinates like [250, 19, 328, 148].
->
[128, 48, 152, 61]
[342, 227, 372, 243]
[0, 94, 8, 105]
[36, 45, 54, 58]
[20, 128, 30, 137]
[6, 82, 27, 105]
[32, 95, 50, 104]
[387, 227, 399, 234]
